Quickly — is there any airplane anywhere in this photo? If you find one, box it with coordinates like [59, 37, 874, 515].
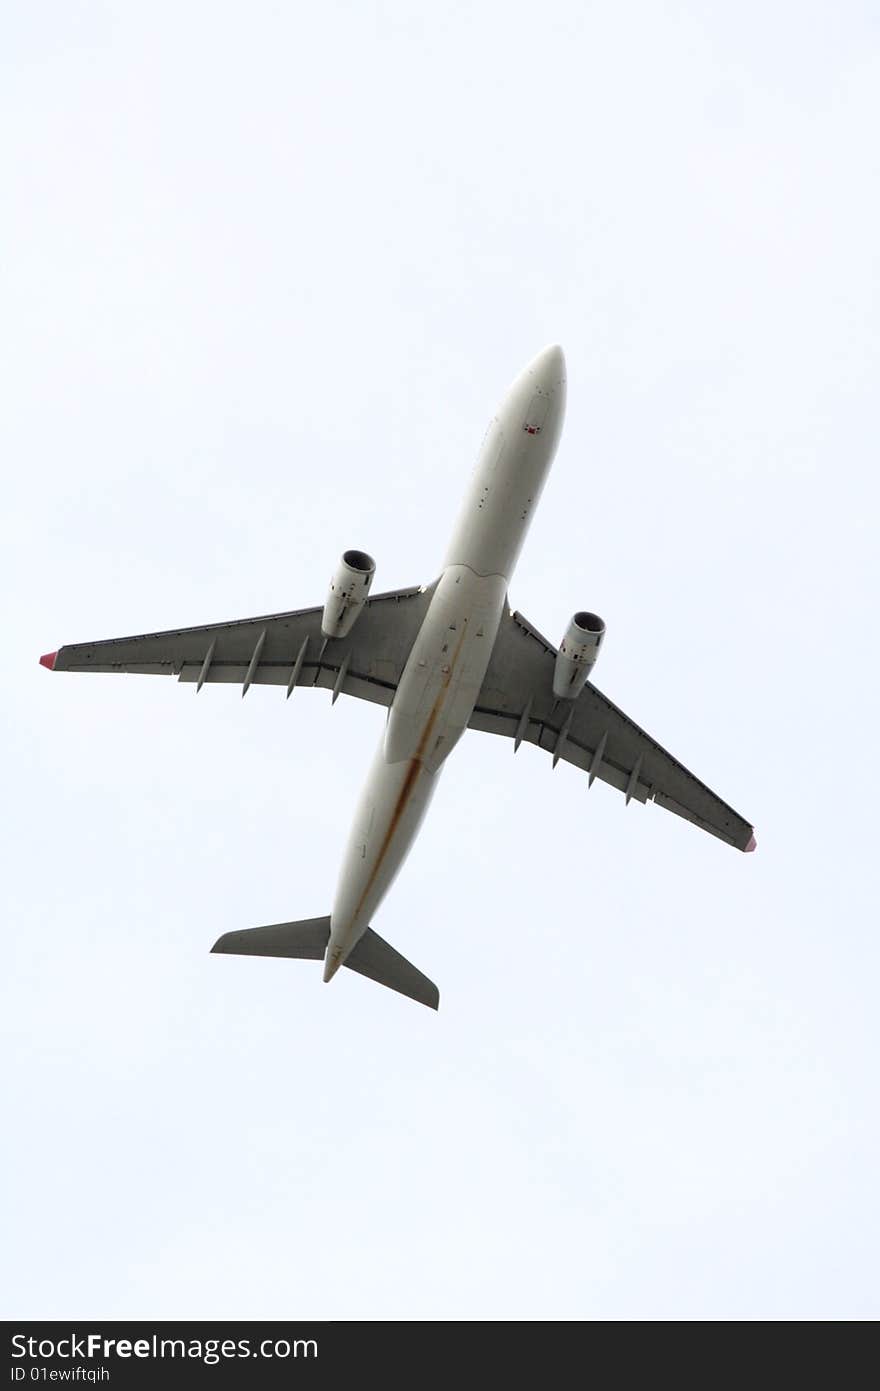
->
[40, 345, 755, 1010]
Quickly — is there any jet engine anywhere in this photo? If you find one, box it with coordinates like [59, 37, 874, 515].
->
[552, 611, 605, 699]
[322, 550, 376, 638]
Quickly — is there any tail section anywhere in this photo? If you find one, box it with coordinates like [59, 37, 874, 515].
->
[211, 917, 439, 1011]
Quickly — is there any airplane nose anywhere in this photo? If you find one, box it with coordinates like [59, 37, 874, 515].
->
[498, 344, 567, 438]
[530, 343, 566, 391]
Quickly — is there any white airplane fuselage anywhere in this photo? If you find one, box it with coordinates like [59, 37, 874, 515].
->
[325, 345, 567, 980]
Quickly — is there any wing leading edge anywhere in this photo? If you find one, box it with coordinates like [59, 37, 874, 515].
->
[43, 586, 434, 709]
[470, 610, 756, 852]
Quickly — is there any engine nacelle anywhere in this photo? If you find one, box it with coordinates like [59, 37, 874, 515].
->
[552, 611, 605, 699]
[322, 549, 376, 638]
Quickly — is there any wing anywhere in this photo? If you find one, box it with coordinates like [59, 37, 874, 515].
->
[469, 610, 756, 852]
[46, 585, 435, 709]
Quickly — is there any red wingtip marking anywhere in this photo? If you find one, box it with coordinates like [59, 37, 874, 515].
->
[745, 833, 757, 853]
[39, 651, 58, 671]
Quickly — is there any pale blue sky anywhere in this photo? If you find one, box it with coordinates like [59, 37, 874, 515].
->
[2, 1, 878, 1318]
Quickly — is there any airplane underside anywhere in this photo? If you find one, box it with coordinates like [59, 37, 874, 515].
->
[40, 346, 755, 1010]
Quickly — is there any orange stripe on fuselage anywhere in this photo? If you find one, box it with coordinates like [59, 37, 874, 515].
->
[349, 620, 470, 923]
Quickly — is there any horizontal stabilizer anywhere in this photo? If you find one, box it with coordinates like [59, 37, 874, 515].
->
[212, 915, 331, 960]
[211, 917, 439, 1010]
[345, 928, 439, 1010]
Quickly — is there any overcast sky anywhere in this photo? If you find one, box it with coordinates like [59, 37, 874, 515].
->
[3, 1, 879, 1320]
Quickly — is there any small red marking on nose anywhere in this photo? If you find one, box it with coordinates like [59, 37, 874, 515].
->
[40, 651, 58, 671]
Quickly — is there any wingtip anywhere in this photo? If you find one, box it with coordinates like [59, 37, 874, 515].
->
[39, 650, 58, 671]
[745, 833, 757, 853]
